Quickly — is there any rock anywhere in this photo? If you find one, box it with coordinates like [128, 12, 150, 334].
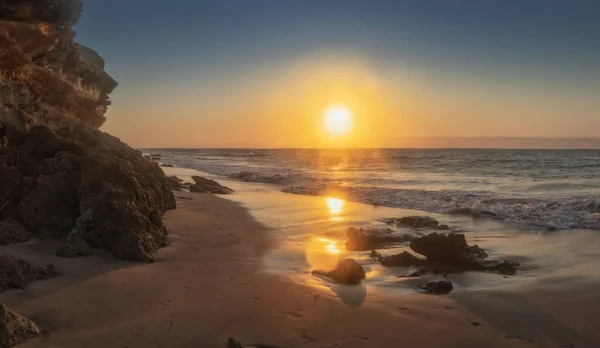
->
[165, 175, 183, 191]
[0, 220, 31, 245]
[410, 233, 474, 262]
[346, 227, 412, 251]
[160, 163, 174, 168]
[379, 233, 519, 276]
[0, 254, 60, 293]
[369, 249, 382, 258]
[312, 259, 366, 285]
[378, 251, 425, 267]
[435, 224, 450, 230]
[397, 266, 437, 278]
[190, 176, 233, 194]
[447, 207, 500, 219]
[230, 171, 287, 185]
[76, 43, 105, 69]
[0, 0, 176, 263]
[56, 235, 92, 258]
[227, 338, 244, 348]
[384, 216, 440, 228]
[480, 260, 519, 276]
[420, 280, 453, 294]
[226, 337, 280, 348]
[0, 302, 40, 348]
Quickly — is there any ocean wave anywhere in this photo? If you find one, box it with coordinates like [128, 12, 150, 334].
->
[282, 184, 600, 230]
[159, 149, 600, 230]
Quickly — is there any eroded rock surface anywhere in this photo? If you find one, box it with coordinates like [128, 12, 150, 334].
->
[0, 254, 60, 293]
[0, 0, 175, 261]
[0, 303, 40, 348]
[0, 220, 31, 245]
[56, 235, 92, 258]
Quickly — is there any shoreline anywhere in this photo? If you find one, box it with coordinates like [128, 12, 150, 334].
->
[0, 192, 597, 347]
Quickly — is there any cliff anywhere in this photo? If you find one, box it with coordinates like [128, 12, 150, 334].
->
[0, 0, 176, 262]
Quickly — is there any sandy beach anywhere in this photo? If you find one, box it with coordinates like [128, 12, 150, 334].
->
[0, 190, 597, 348]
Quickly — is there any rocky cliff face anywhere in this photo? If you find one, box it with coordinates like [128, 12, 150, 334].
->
[0, 0, 176, 262]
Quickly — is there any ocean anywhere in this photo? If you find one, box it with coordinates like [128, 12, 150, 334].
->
[155, 148, 600, 296]
[152, 148, 600, 231]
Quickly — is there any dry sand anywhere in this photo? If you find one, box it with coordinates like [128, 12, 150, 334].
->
[0, 193, 598, 347]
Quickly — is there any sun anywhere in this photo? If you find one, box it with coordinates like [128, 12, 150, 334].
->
[324, 104, 353, 136]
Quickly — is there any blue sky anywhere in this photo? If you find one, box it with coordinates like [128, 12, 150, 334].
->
[75, 0, 600, 147]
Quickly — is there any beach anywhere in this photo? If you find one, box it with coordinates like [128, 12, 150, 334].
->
[1, 181, 598, 347]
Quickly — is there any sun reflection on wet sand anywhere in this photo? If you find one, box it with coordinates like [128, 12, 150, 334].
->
[325, 197, 345, 220]
[306, 237, 343, 271]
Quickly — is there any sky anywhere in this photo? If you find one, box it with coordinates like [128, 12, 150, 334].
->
[75, 0, 600, 148]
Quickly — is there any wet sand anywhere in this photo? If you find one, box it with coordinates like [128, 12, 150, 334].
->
[1, 192, 599, 347]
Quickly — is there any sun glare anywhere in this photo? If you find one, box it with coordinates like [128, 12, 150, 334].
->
[325, 197, 344, 215]
[324, 104, 353, 136]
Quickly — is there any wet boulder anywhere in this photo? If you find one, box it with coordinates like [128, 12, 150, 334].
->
[190, 176, 233, 194]
[346, 227, 413, 251]
[312, 258, 366, 285]
[378, 251, 426, 267]
[420, 280, 453, 294]
[0, 303, 40, 348]
[160, 163, 174, 168]
[56, 235, 93, 258]
[479, 260, 519, 276]
[410, 233, 483, 263]
[0, 254, 60, 293]
[384, 216, 440, 228]
[380, 233, 518, 276]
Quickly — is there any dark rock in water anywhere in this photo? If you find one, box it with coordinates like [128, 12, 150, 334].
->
[227, 337, 280, 348]
[160, 163, 174, 168]
[369, 249, 382, 258]
[480, 260, 519, 276]
[420, 280, 453, 294]
[410, 233, 483, 263]
[56, 236, 93, 258]
[346, 227, 412, 251]
[384, 216, 440, 228]
[190, 176, 233, 194]
[447, 207, 501, 219]
[312, 259, 366, 285]
[149, 153, 162, 158]
[398, 266, 437, 278]
[0, 254, 60, 293]
[0, 303, 40, 348]
[230, 171, 287, 185]
[0, 220, 31, 245]
[379, 251, 426, 268]
[379, 233, 519, 276]
[435, 224, 450, 231]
